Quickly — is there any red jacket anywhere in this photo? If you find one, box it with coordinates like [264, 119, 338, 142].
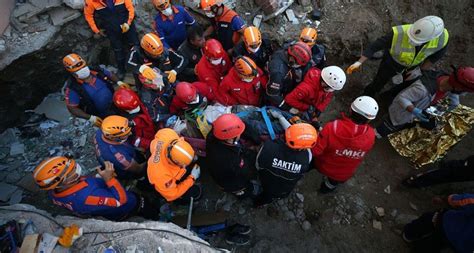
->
[195, 54, 231, 96]
[284, 68, 333, 112]
[131, 104, 156, 150]
[311, 114, 375, 181]
[218, 67, 268, 106]
[170, 82, 215, 114]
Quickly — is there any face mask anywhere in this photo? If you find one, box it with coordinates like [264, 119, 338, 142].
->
[188, 95, 201, 105]
[75, 66, 91, 79]
[248, 46, 260, 53]
[205, 12, 215, 18]
[211, 58, 222, 65]
[75, 163, 83, 176]
[161, 7, 173, 16]
[242, 78, 254, 83]
[290, 64, 301, 69]
[126, 106, 140, 114]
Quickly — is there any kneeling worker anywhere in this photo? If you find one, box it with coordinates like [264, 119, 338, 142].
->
[148, 128, 202, 202]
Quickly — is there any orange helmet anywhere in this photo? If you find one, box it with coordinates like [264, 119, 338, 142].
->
[299, 27, 318, 47]
[213, 113, 245, 140]
[33, 156, 77, 190]
[285, 123, 318, 149]
[200, 0, 223, 10]
[234, 56, 258, 79]
[101, 115, 132, 141]
[63, 53, 86, 72]
[141, 33, 164, 58]
[243, 26, 262, 52]
[152, 0, 170, 10]
[167, 138, 195, 167]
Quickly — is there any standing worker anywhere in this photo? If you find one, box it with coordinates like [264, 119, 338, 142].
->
[84, 0, 140, 80]
[200, 0, 246, 52]
[255, 114, 317, 206]
[147, 128, 202, 203]
[346, 16, 449, 96]
[299, 27, 326, 68]
[312, 96, 379, 193]
[232, 26, 273, 70]
[195, 39, 232, 94]
[152, 0, 196, 50]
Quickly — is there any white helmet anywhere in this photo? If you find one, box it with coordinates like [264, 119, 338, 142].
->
[351, 96, 379, 120]
[321, 66, 346, 90]
[408, 16, 444, 45]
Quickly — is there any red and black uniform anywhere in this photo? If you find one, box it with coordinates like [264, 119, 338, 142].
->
[212, 6, 246, 51]
[218, 67, 268, 106]
[284, 68, 333, 113]
[127, 103, 156, 150]
[170, 82, 215, 114]
[312, 114, 375, 182]
[195, 53, 232, 95]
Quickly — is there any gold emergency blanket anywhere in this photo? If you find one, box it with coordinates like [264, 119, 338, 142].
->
[388, 105, 474, 168]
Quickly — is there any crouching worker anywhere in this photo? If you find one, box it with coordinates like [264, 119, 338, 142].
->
[312, 96, 379, 193]
[147, 128, 202, 203]
[94, 116, 146, 179]
[206, 114, 258, 199]
[255, 111, 317, 206]
[34, 158, 159, 220]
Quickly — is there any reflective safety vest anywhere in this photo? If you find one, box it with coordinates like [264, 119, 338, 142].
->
[389, 25, 449, 67]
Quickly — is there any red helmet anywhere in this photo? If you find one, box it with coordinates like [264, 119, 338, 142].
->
[449, 66, 474, 92]
[113, 88, 140, 111]
[176, 82, 197, 104]
[212, 113, 245, 140]
[287, 42, 312, 66]
[203, 39, 225, 59]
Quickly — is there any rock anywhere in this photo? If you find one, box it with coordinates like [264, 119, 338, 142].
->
[354, 211, 365, 223]
[5, 171, 22, 184]
[295, 193, 304, 202]
[390, 209, 398, 218]
[375, 207, 385, 217]
[301, 220, 311, 231]
[238, 206, 246, 215]
[0, 182, 18, 202]
[0, 128, 20, 146]
[10, 142, 25, 156]
[29, 0, 62, 9]
[285, 211, 296, 221]
[63, 0, 85, 9]
[384, 185, 391, 194]
[9, 189, 23, 205]
[395, 214, 418, 225]
[48, 7, 81, 26]
[0, 39, 6, 52]
[3, 25, 12, 37]
[34, 94, 70, 123]
[285, 9, 299, 25]
[372, 220, 382, 230]
[409, 202, 418, 211]
[17, 174, 41, 193]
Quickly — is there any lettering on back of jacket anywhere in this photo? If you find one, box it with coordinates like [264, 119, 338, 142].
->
[335, 149, 366, 159]
[153, 141, 164, 163]
[272, 159, 302, 173]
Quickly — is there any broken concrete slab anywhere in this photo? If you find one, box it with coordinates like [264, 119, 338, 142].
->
[10, 142, 25, 156]
[0, 182, 18, 202]
[63, 0, 85, 9]
[285, 9, 299, 25]
[34, 94, 70, 123]
[0, 0, 15, 34]
[17, 174, 41, 193]
[48, 7, 81, 26]
[29, 0, 62, 9]
[9, 189, 23, 205]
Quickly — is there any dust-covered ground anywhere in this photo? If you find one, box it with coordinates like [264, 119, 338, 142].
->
[3, 0, 474, 252]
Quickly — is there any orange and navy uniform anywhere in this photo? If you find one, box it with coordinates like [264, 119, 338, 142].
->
[49, 177, 137, 220]
[212, 6, 246, 50]
[84, 0, 135, 34]
[147, 130, 195, 202]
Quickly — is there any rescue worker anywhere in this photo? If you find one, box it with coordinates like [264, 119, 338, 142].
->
[346, 16, 449, 97]
[128, 33, 187, 87]
[94, 115, 146, 179]
[218, 56, 268, 106]
[206, 114, 258, 198]
[195, 39, 232, 93]
[232, 26, 273, 70]
[312, 96, 379, 193]
[63, 53, 129, 127]
[177, 25, 205, 82]
[147, 128, 202, 202]
[113, 88, 156, 150]
[375, 66, 474, 138]
[152, 0, 196, 50]
[255, 118, 317, 206]
[402, 193, 474, 253]
[84, 0, 140, 79]
[200, 0, 246, 51]
[266, 42, 313, 106]
[283, 66, 346, 119]
[299, 27, 326, 68]
[170, 81, 215, 114]
[34, 158, 159, 220]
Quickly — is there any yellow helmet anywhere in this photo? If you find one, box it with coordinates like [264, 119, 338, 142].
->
[243, 26, 262, 52]
[101, 115, 132, 141]
[33, 156, 77, 190]
[299, 27, 318, 47]
[167, 138, 195, 167]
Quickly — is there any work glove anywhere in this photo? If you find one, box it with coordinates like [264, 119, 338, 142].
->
[139, 65, 157, 80]
[289, 107, 300, 115]
[412, 108, 429, 122]
[269, 109, 283, 119]
[346, 61, 362, 74]
[165, 70, 177, 83]
[190, 164, 201, 180]
[89, 115, 103, 127]
[120, 23, 130, 33]
[117, 81, 131, 89]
